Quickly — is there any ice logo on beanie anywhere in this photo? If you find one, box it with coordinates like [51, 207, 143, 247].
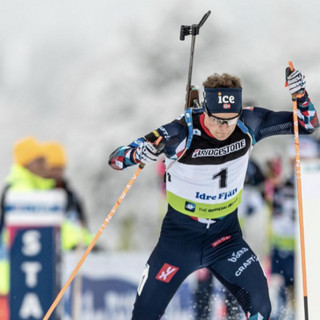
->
[218, 92, 235, 109]
[204, 87, 242, 114]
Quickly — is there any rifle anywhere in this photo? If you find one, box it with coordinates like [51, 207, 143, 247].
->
[180, 11, 211, 110]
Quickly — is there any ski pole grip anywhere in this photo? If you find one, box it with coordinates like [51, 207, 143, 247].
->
[138, 136, 163, 169]
[285, 61, 295, 88]
[289, 61, 294, 72]
[287, 60, 304, 99]
[154, 136, 163, 148]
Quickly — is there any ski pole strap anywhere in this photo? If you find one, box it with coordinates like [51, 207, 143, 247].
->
[184, 108, 194, 150]
[165, 108, 198, 170]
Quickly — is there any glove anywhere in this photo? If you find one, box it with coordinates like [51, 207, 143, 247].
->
[286, 69, 306, 95]
[134, 140, 159, 164]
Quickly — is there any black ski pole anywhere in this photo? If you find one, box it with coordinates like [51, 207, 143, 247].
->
[180, 10, 211, 110]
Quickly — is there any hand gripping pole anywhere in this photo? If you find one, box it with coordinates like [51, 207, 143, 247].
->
[287, 60, 309, 320]
[42, 136, 162, 320]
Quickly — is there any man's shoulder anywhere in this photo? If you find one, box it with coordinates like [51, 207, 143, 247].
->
[241, 106, 271, 122]
[242, 106, 255, 112]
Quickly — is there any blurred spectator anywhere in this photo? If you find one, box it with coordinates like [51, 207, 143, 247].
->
[156, 159, 166, 198]
[5, 136, 54, 192]
[266, 156, 295, 320]
[238, 159, 266, 226]
[267, 137, 319, 320]
[0, 136, 55, 320]
[43, 141, 94, 251]
[156, 159, 167, 223]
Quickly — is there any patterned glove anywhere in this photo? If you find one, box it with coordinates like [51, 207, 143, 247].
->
[134, 140, 159, 164]
[286, 69, 306, 95]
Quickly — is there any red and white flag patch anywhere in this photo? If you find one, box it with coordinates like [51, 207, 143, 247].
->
[155, 263, 179, 283]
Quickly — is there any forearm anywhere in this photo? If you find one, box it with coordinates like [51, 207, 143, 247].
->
[108, 120, 187, 170]
[108, 132, 165, 170]
[108, 140, 143, 170]
[245, 91, 318, 142]
[296, 91, 319, 132]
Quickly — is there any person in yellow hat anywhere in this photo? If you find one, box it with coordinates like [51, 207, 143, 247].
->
[7, 136, 55, 191]
[1, 135, 55, 245]
[0, 136, 55, 319]
[43, 141, 94, 251]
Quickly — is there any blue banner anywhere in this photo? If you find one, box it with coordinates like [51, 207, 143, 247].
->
[63, 275, 193, 320]
[9, 226, 61, 320]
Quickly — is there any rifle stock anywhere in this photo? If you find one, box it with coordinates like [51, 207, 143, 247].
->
[185, 85, 200, 110]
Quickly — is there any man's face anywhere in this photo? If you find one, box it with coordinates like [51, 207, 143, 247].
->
[204, 112, 239, 141]
[25, 157, 47, 178]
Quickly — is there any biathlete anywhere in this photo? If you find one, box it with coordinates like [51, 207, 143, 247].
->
[108, 69, 318, 320]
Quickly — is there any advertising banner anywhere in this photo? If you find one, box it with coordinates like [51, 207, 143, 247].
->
[62, 252, 196, 320]
[5, 190, 65, 320]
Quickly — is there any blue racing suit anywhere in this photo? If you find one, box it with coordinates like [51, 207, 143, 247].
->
[109, 92, 318, 320]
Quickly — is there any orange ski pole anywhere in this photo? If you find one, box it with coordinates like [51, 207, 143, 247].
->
[286, 60, 309, 319]
[42, 136, 162, 320]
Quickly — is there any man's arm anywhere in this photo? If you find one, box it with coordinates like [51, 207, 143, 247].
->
[108, 119, 187, 170]
[241, 91, 318, 143]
